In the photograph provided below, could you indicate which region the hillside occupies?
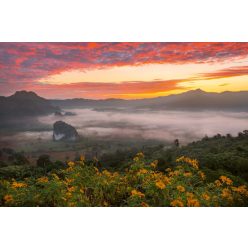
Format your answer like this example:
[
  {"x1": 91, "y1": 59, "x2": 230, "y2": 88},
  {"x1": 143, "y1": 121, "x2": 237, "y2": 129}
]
[
  {"x1": 50, "y1": 89, "x2": 248, "y2": 111},
  {"x1": 0, "y1": 91, "x2": 59, "y2": 118},
  {"x1": 1, "y1": 151, "x2": 248, "y2": 207},
  {"x1": 2, "y1": 90, "x2": 248, "y2": 114}
]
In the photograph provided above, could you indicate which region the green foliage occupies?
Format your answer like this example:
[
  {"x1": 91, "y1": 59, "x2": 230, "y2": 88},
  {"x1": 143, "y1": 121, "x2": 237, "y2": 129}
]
[
  {"x1": 148, "y1": 131, "x2": 248, "y2": 181},
  {"x1": 36, "y1": 154, "x2": 51, "y2": 168},
  {"x1": 1, "y1": 154, "x2": 248, "y2": 207},
  {"x1": 1, "y1": 131, "x2": 248, "y2": 206}
]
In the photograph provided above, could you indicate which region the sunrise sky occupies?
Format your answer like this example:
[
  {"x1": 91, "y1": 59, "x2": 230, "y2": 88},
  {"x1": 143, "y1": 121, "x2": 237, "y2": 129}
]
[{"x1": 1, "y1": 42, "x2": 248, "y2": 99}]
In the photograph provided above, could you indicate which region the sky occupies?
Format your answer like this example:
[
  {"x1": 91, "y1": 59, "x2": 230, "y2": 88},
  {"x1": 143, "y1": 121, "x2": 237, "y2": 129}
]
[{"x1": 1, "y1": 42, "x2": 248, "y2": 99}]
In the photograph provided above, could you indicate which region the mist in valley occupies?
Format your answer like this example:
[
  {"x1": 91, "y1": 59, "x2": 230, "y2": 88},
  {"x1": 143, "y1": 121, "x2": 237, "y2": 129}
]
[{"x1": 2, "y1": 108, "x2": 247, "y2": 145}]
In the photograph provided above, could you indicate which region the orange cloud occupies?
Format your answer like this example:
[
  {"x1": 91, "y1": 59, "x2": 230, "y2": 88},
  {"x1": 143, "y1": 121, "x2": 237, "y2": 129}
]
[{"x1": 22, "y1": 79, "x2": 188, "y2": 99}]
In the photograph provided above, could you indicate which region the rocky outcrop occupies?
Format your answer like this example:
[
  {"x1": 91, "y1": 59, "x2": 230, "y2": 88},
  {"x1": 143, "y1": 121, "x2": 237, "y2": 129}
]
[
  {"x1": 54, "y1": 111, "x2": 76, "y2": 117},
  {"x1": 54, "y1": 111, "x2": 63, "y2": 116},
  {"x1": 64, "y1": 111, "x2": 76, "y2": 116},
  {"x1": 53, "y1": 121, "x2": 79, "y2": 141}
]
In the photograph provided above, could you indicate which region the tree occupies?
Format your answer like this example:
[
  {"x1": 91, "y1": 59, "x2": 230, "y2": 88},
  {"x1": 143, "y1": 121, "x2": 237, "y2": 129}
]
[
  {"x1": 174, "y1": 139, "x2": 179, "y2": 147},
  {"x1": 37, "y1": 154, "x2": 51, "y2": 168}
]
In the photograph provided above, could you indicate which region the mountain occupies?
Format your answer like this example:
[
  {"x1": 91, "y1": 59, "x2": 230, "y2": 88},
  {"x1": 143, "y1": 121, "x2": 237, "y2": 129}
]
[
  {"x1": 0, "y1": 91, "x2": 59, "y2": 118},
  {"x1": 50, "y1": 89, "x2": 248, "y2": 112},
  {"x1": 1, "y1": 90, "x2": 248, "y2": 118}
]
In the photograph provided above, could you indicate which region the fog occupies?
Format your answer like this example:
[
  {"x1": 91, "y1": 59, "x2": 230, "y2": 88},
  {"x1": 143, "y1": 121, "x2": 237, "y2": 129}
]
[
  {"x1": 36, "y1": 108, "x2": 248, "y2": 143},
  {"x1": 1, "y1": 108, "x2": 248, "y2": 146}
]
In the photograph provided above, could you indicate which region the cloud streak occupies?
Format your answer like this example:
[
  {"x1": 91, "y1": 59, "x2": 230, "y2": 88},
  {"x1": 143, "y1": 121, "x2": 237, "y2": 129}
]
[
  {"x1": 22, "y1": 79, "x2": 187, "y2": 99},
  {"x1": 198, "y1": 65, "x2": 248, "y2": 80}
]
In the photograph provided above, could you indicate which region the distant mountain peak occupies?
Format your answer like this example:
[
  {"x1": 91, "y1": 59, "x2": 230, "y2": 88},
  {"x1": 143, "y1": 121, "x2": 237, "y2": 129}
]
[
  {"x1": 194, "y1": 88, "x2": 204, "y2": 92},
  {"x1": 187, "y1": 89, "x2": 205, "y2": 94},
  {"x1": 0, "y1": 90, "x2": 58, "y2": 118},
  {"x1": 12, "y1": 90, "x2": 39, "y2": 98},
  {"x1": 8, "y1": 91, "x2": 48, "y2": 102}
]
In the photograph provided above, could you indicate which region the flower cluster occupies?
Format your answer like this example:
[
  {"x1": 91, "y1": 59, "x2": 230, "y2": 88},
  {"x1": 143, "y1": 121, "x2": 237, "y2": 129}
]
[{"x1": 1, "y1": 153, "x2": 248, "y2": 207}]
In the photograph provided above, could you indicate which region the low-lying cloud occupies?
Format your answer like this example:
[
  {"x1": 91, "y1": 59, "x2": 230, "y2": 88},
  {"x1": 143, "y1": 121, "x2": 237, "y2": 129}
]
[{"x1": 35, "y1": 108, "x2": 248, "y2": 143}]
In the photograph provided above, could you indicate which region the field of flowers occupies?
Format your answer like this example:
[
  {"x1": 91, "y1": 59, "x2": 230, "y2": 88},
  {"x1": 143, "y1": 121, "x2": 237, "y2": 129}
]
[{"x1": 1, "y1": 153, "x2": 248, "y2": 207}]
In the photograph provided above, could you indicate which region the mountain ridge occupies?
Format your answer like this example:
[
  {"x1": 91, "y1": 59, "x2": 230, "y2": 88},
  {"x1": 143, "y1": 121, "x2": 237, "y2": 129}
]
[
  {"x1": 1, "y1": 89, "x2": 248, "y2": 114},
  {"x1": 49, "y1": 89, "x2": 248, "y2": 111}
]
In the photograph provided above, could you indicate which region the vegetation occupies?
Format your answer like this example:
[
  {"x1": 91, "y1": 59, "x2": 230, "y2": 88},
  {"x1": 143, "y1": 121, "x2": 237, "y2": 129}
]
[
  {"x1": 1, "y1": 130, "x2": 248, "y2": 207},
  {"x1": 149, "y1": 130, "x2": 248, "y2": 182},
  {"x1": 1, "y1": 153, "x2": 248, "y2": 207}
]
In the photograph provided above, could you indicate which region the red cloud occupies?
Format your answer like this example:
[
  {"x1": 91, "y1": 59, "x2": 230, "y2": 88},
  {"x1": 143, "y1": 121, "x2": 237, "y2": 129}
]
[{"x1": 198, "y1": 65, "x2": 248, "y2": 80}]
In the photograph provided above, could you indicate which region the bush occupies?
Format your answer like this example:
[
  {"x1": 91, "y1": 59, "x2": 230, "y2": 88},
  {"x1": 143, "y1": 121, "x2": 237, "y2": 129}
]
[
  {"x1": 36, "y1": 154, "x2": 51, "y2": 168},
  {"x1": 1, "y1": 154, "x2": 248, "y2": 207}
]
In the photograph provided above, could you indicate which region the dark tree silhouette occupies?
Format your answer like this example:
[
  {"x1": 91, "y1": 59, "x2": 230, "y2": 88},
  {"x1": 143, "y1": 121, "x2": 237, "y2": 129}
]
[{"x1": 174, "y1": 139, "x2": 179, "y2": 147}]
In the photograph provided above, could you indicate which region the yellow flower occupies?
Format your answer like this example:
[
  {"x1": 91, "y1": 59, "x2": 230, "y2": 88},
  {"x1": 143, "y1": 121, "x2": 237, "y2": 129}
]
[
  {"x1": 176, "y1": 156, "x2": 185, "y2": 163},
  {"x1": 51, "y1": 174, "x2": 59, "y2": 180},
  {"x1": 137, "y1": 152, "x2": 144, "y2": 158},
  {"x1": 163, "y1": 176, "x2": 170, "y2": 184},
  {"x1": 187, "y1": 197, "x2": 200, "y2": 207},
  {"x1": 68, "y1": 202, "x2": 76, "y2": 207},
  {"x1": 113, "y1": 172, "x2": 119, "y2": 177},
  {"x1": 215, "y1": 180, "x2": 222, "y2": 187},
  {"x1": 80, "y1": 155, "x2": 85, "y2": 161},
  {"x1": 65, "y1": 178, "x2": 74, "y2": 184},
  {"x1": 66, "y1": 166, "x2": 74, "y2": 172},
  {"x1": 37, "y1": 177, "x2": 49, "y2": 183},
  {"x1": 221, "y1": 188, "x2": 232, "y2": 200},
  {"x1": 67, "y1": 186, "x2": 76, "y2": 192},
  {"x1": 133, "y1": 152, "x2": 144, "y2": 162},
  {"x1": 131, "y1": 189, "x2": 145, "y2": 198},
  {"x1": 66, "y1": 192, "x2": 72, "y2": 198},
  {"x1": 165, "y1": 168, "x2": 171, "y2": 172},
  {"x1": 232, "y1": 185, "x2": 248, "y2": 195},
  {"x1": 202, "y1": 193, "x2": 210, "y2": 201},
  {"x1": 176, "y1": 185, "x2": 185, "y2": 192},
  {"x1": 184, "y1": 172, "x2": 192, "y2": 177},
  {"x1": 141, "y1": 202, "x2": 149, "y2": 207},
  {"x1": 155, "y1": 180, "x2": 166, "y2": 189},
  {"x1": 137, "y1": 169, "x2": 148, "y2": 175},
  {"x1": 189, "y1": 159, "x2": 199, "y2": 169},
  {"x1": 170, "y1": 199, "x2": 184, "y2": 207},
  {"x1": 102, "y1": 169, "x2": 112, "y2": 177},
  {"x1": 12, "y1": 181, "x2": 27, "y2": 188},
  {"x1": 198, "y1": 171, "x2": 205, "y2": 180},
  {"x1": 173, "y1": 170, "x2": 180, "y2": 176},
  {"x1": 67, "y1": 161, "x2": 75, "y2": 167},
  {"x1": 150, "y1": 160, "x2": 158, "y2": 169},
  {"x1": 4, "y1": 194, "x2": 13, "y2": 203},
  {"x1": 219, "y1": 176, "x2": 232, "y2": 185},
  {"x1": 176, "y1": 156, "x2": 199, "y2": 169},
  {"x1": 186, "y1": 192, "x2": 194, "y2": 198}
]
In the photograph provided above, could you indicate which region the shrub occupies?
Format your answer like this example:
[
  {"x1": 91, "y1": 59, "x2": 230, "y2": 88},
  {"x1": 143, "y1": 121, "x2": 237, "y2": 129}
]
[{"x1": 1, "y1": 154, "x2": 248, "y2": 207}]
